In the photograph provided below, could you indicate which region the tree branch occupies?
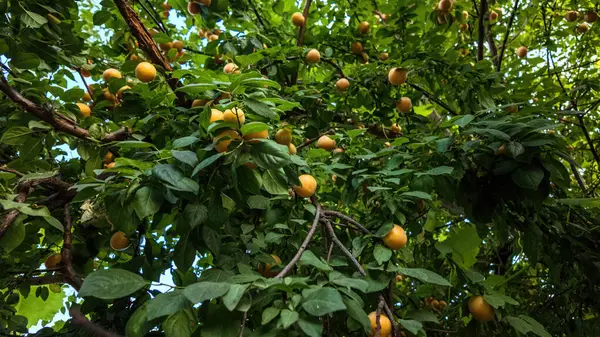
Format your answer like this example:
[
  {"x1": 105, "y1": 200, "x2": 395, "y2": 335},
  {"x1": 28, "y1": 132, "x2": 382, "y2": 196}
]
[
  {"x1": 496, "y1": 0, "x2": 520, "y2": 71},
  {"x1": 0, "y1": 73, "x2": 130, "y2": 142},
  {"x1": 576, "y1": 114, "x2": 600, "y2": 169},
  {"x1": 70, "y1": 307, "x2": 123, "y2": 337},
  {"x1": 62, "y1": 204, "x2": 82, "y2": 290},
  {"x1": 297, "y1": 0, "x2": 313, "y2": 47},
  {"x1": 323, "y1": 220, "x2": 366, "y2": 276},
  {"x1": 77, "y1": 68, "x2": 94, "y2": 103},
  {"x1": 486, "y1": 22, "x2": 498, "y2": 68},
  {"x1": 0, "y1": 182, "x2": 32, "y2": 239},
  {"x1": 23, "y1": 274, "x2": 65, "y2": 286},
  {"x1": 275, "y1": 197, "x2": 321, "y2": 278},
  {"x1": 239, "y1": 311, "x2": 247, "y2": 337},
  {"x1": 382, "y1": 300, "x2": 400, "y2": 337},
  {"x1": 321, "y1": 210, "x2": 371, "y2": 234},
  {"x1": 405, "y1": 81, "x2": 457, "y2": 116},
  {"x1": 374, "y1": 296, "x2": 385, "y2": 337},
  {"x1": 297, "y1": 129, "x2": 336, "y2": 150},
  {"x1": 477, "y1": 0, "x2": 488, "y2": 61}
]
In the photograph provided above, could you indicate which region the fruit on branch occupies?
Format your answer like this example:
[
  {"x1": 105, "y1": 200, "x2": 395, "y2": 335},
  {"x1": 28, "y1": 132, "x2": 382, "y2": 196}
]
[
  {"x1": 584, "y1": 11, "x2": 598, "y2": 23},
  {"x1": 129, "y1": 54, "x2": 139, "y2": 61},
  {"x1": 159, "y1": 41, "x2": 173, "y2": 51},
  {"x1": 275, "y1": 129, "x2": 292, "y2": 145},
  {"x1": 359, "y1": 21, "x2": 370, "y2": 34},
  {"x1": 395, "y1": 274, "x2": 405, "y2": 282},
  {"x1": 462, "y1": 10, "x2": 469, "y2": 21},
  {"x1": 102, "y1": 68, "x2": 122, "y2": 82},
  {"x1": 388, "y1": 68, "x2": 407, "y2": 85},
  {"x1": 210, "y1": 109, "x2": 224, "y2": 123},
  {"x1": 258, "y1": 254, "x2": 281, "y2": 277},
  {"x1": 82, "y1": 91, "x2": 91, "y2": 101},
  {"x1": 110, "y1": 231, "x2": 130, "y2": 251},
  {"x1": 293, "y1": 174, "x2": 317, "y2": 197},
  {"x1": 306, "y1": 49, "x2": 321, "y2": 63},
  {"x1": 468, "y1": 295, "x2": 495, "y2": 322},
  {"x1": 135, "y1": 62, "x2": 157, "y2": 83},
  {"x1": 382, "y1": 225, "x2": 407, "y2": 250},
  {"x1": 565, "y1": 11, "x2": 579, "y2": 22},
  {"x1": 379, "y1": 52, "x2": 389, "y2": 61},
  {"x1": 516, "y1": 46, "x2": 528, "y2": 58},
  {"x1": 351, "y1": 41, "x2": 363, "y2": 55},
  {"x1": 384, "y1": 142, "x2": 391, "y2": 148},
  {"x1": 105, "y1": 162, "x2": 116, "y2": 169},
  {"x1": 317, "y1": 135, "x2": 336, "y2": 150},
  {"x1": 192, "y1": 99, "x2": 209, "y2": 107},
  {"x1": 162, "y1": 2, "x2": 171, "y2": 10},
  {"x1": 76, "y1": 103, "x2": 91, "y2": 117},
  {"x1": 459, "y1": 23, "x2": 468, "y2": 32},
  {"x1": 103, "y1": 151, "x2": 114, "y2": 164},
  {"x1": 208, "y1": 34, "x2": 219, "y2": 41},
  {"x1": 187, "y1": 1, "x2": 202, "y2": 14},
  {"x1": 396, "y1": 97, "x2": 412, "y2": 112},
  {"x1": 489, "y1": 11, "x2": 498, "y2": 21},
  {"x1": 214, "y1": 130, "x2": 240, "y2": 153},
  {"x1": 223, "y1": 108, "x2": 245, "y2": 125},
  {"x1": 391, "y1": 124, "x2": 401, "y2": 134},
  {"x1": 223, "y1": 63, "x2": 239, "y2": 74},
  {"x1": 368, "y1": 312, "x2": 392, "y2": 337},
  {"x1": 44, "y1": 254, "x2": 62, "y2": 269},
  {"x1": 360, "y1": 52, "x2": 369, "y2": 64},
  {"x1": 332, "y1": 148, "x2": 344, "y2": 154},
  {"x1": 577, "y1": 22, "x2": 589, "y2": 33},
  {"x1": 103, "y1": 88, "x2": 117, "y2": 103},
  {"x1": 244, "y1": 129, "x2": 269, "y2": 143},
  {"x1": 288, "y1": 143, "x2": 297, "y2": 155},
  {"x1": 117, "y1": 86, "x2": 131, "y2": 98},
  {"x1": 437, "y1": 0, "x2": 452, "y2": 11},
  {"x1": 172, "y1": 40, "x2": 184, "y2": 51},
  {"x1": 292, "y1": 12, "x2": 305, "y2": 27},
  {"x1": 336, "y1": 78, "x2": 350, "y2": 92},
  {"x1": 497, "y1": 144, "x2": 506, "y2": 155}
]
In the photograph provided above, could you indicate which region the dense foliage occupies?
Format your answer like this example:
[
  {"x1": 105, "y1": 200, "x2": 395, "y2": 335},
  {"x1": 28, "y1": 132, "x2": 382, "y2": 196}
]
[{"x1": 1, "y1": 0, "x2": 600, "y2": 336}]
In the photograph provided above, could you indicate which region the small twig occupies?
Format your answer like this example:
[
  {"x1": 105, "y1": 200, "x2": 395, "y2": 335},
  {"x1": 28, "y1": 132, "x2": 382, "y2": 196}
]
[
  {"x1": 23, "y1": 274, "x2": 65, "y2": 286},
  {"x1": 138, "y1": 0, "x2": 168, "y2": 33},
  {"x1": 326, "y1": 242, "x2": 334, "y2": 263},
  {"x1": 577, "y1": 114, "x2": 600, "y2": 169},
  {"x1": 77, "y1": 68, "x2": 94, "y2": 103},
  {"x1": 0, "y1": 61, "x2": 18, "y2": 78},
  {"x1": 239, "y1": 311, "x2": 247, "y2": 337},
  {"x1": 275, "y1": 197, "x2": 321, "y2": 278},
  {"x1": 0, "y1": 166, "x2": 24, "y2": 177},
  {"x1": 556, "y1": 153, "x2": 586, "y2": 193},
  {"x1": 321, "y1": 58, "x2": 345, "y2": 78},
  {"x1": 62, "y1": 204, "x2": 82, "y2": 290},
  {"x1": 477, "y1": 0, "x2": 488, "y2": 61},
  {"x1": 382, "y1": 300, "x2": 400, "y2": 337},
  {"x1": 183, "y1": 47, "x2": 207, "y2": 55},
  {"x1": 405, "y1": 81, "x2": 457, "y2": 116},
  {"x1": 322, "y1": 210, "x2": 371, "y2": 234},
  {"x1": 375, "y1": 296, "x2": 385, "y2": 337},
  {"x1": 297, "y1": 129, "x2": 336, "y2": 150},
  {"x1": 247, "y1": 0, "x2": 267, "y2": 30},
  {"x1": 496, "y1": 0, "x2": 521, "y2": 71},
  {"x1": 70, "y1": 307, "x2": 123, "y2": 337},
  {"x1": 323, "y1": 220, "x2": 366, "y2": 276},
  {"x1": 291, "y1": 0, "x2": 313, "y2": 85}
]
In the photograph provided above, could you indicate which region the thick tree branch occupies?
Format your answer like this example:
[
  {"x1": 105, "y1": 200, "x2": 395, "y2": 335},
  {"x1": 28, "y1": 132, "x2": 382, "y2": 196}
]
[
  {"x1": 0, "y1": 182, "x2": 33, "y2": 239},
  {"x1": 477, "y1": 0, "x2": 488, "y2": 61},
  {"x1": 70, "y1": 308, "x2": 123, "y2": 337},
  {"x1": 576, "y1": 114, "x2": 600, "y2": 169},
  {"x1": 382, "y1": 300, "x2": 400, "y2": 337},
  {"x1": 496, "y1": 0, "x2": 520, "y2": 71},
  {"x1": 405, "y1": 81, "x2": 457, "y2": 116},
  {"x1": 275, "y1": 197, "x2": 321, "y2": 278},
  {"x1": 556, "y1": 153, "x2": 586, "y2": 193},
  {"x1": 290, "y1": 0, "x2": 313, "y2": 85},
  {"x1": 374, "y1": 296, "x2": 385, "y2": 337},
  {"x1": 323, "y1": 220, "x2": 366, "y2": 276},
  {"x1": 486, "y1": 22, "x2": 498, "y2": 68},
  {"x1": 62, "y1": 204, "x2": 82, "y2": 290},
  {"x1": 0, "y1": 166, "x2": 24, "y2": 177},
  {"x1": 0, "y1": 73, "x2": 130, "y2": 142},
  {"x1": 23, "y1": 274, "x2": 65, "y2": 286}
]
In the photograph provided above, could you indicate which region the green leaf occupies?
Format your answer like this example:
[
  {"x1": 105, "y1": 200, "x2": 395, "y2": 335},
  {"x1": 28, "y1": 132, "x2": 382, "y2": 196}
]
[
  {"x1": 434, "y1": 225, "x2": 481, "y2": 269},
  {"x1": 20, "y1": 137, "x2": 43, "y2": 160},
  {"x1": 222, "y1": 284, "x2": 249, "y2": 311},
  {"x1": 398, "y1": 319, "x2": 423, "y2": 335},
  {"x1": 557, "y1": 198, "x2": 600, "y2": 207},
  {"x1": 299, "y1": 250, "x2": 333, "y2": 271},
  {"x1": 301, "y1": 287, "x2": 346, "y2": 316},
  {"x1": 113, "y1": 141, "x2": 154, "y2": 149},
  {"x1": 79, "y1": 269, "x2": 146, "y2": 300},
  {"x1": 125, "y1": 302, "x2": 152, "y2": 337},
  {"x1": 172, "y1": 150, "x2": 198, "y2": 167},
  {"x1": 401, "y1": 191, "x2": 432, "y2": 200},
  {"x1": 183, "y1": 282, "x2": 230, "y2": 304},
  {"x1": 183, "y1": 203, "x2": 208, "y2": 229},
  {"x1": 511, "y1": 166, "x2": 544, "y2": 190},
  {"x1": 279, "y1": 309, "x2": 299, "y2": 329},
  {"x1": 453, "y1": 114, "x2": 474, "y2": 127},
  {"x1": 173, "y1": 136, "x2": 199, "y2": 148},
  {"x1": 373, "y1": 245, "x2": 392, "y2": 264},
  {"x1": 175, "y1": 83, "x2": 218, "y2": 94},
  {"x1": 250, "y1": 140, "x2": 291, "y2": 170},
  {"x1": 244, "y1": 98, "x2": 278, "y2": 119},
  {"x1": 93, "y1": 10, "x2": 112, "y2": 25},
  {"x1": 329, "y1": 271, "x2": 369, "y2": 293},
  {"x1": 0, "y1": 221, "x2": 25, "y2": 253},
  {"x1": 394, "y1": 267, "x2": 451, "y2": 286},
  {"x1": 247, "y1": 195, "x2": 270, "y2": 209},
  {"x1": 298, "y1": 316, "x2": 323, "y2": 337},
  {"x1": 202, "y1": 226, "x2": 220, "y2": 257},
  {"x1": 1, "y1": 127, "x2": 33, "y2": 145},
  {"x1": 146, "y1": 291, "x2": 191, "y2": 321},
  {"x1": 240, "y1": 77, "x2": 282, "y2": 90},
  {"x1": 164, "y1": 309, "x2": 196, "y2": 337},
  {"x1": 241, "y1": 122, "x2": 269, "y2": 135},
  {"x1": 192, "y1": 153, "x2": 223, "y2": 176},
  {"x1": 261, "y1": 307, "x2": 280, "y2": 325},
  {"x1": 0, "y1": 200, "x2": 51, "y2": 217},
  {"x1": 19, "y1": 170, "x2": 58, "y2": 182},
  {"x1": 262, "y1": 170, "x2": 289, "y2": 195},
  {"x1": 484, "y1": 294, "x2": 519, "y2": 308},
  {"x1": 506, "y1": 316, "x2": 533, "y2": 335},
  {"x1": 132, "y1": 186, "x2": 164, "y2": 219},
  {"x1": 342, "y1": 298, "x2": 371, "y2": 334},
  {"x1": 152, "y1": 164, "x2": 199, "y2": 193},
  {"x1": 15, "y1": 286, "x2": 64, "y2": 328},
  {"x1": 519, "y1": 315, "x2": 551, "y2": 337},
  {"x1": 416, "y1": 166, "x2": 453, "y2": 176},
  {"x1": 174, "y1": 234, "x2": 196, "y2": 272},
  {"x1": 11, "y1": 52, "x2": 41, "y2": 69},
  {"x1": 21, "y1": 11, "x2": 47, "y2": 29},
  {"x1": 467, "y1": 128, "x2": 511, "y2": 140},
  {"x1": 404, "y1": 310, "x2": 439, "y2": 323},
  {"x1": 85, "y1": 152, "x2": 103, "y2": 177}
]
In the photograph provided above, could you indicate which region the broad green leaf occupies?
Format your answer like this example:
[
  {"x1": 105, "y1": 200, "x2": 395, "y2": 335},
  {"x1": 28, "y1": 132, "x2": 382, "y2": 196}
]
[
  {"x1": 125, "y1": 302, "x2": 152, "y2": 337},
  {"x1": 329, "y1": 272, "x2": 369, "y2": 292},
  {"x1": 342, "y1": 298, "x2": 371, "y2": 334},
  {"x1": 15, "y1": 286, "x2": 64, "y2": 328},
  {"x1": 163, "y1": 309, "x2": 196, "y2": 337},
  {"x1": 222, "y1": 284, "x2": 249, "y2": 311},
  {"x1": 556, "y1": 198, "x2": 600, "y2": 207},
  {"x1": 172, "y1": 150, "x2": 198, "y2": 167},
  {"x1": 398, "y1": 319, "x2": 423, "y2": 335},
  {"x1": 434, "y1": 225, "x2": 481, "y2": 269},
  {"x1": 416, "y1": 166, "x2": 454, "y2": 176},
  {"x1": 1, "y1": 127, "x2": 33, "y2": 145},
  {"x1": 244, "y1": 98, "x2": 278, "y2": 119},
  {"x1": 262, "y1": 170, "x2": 289, "y2": 195},
  {"x1": 250, "y1": 140, "x2": 291, "y2": 170},
  {"x1": 192, "y1": 153, "x2": 223, "y2": 176},
  {"x1": 183, "y1": 282, "x2": 230, "y2": 304},
  {"x1": 279, "y1": 309, "x2": 299, "y2": 329},
  {"x1": 401, "y1": 191, "x2": 432, "y2": 200},
  {"x1": 393, "y1": 267, "x2": 451, "y2": 286},
  {"x1": 298, "y1": 316, "x2": 323, "y2": 337},
  {"x1": 247, "y1": 195, "x2": 270, "y2": 209},
  {"x1": 301, "y1": 287, "x2": 346, "y2": 316},
  {"x1": 176, "y1": 83, "x2": 218, "y2": 94},
  {"x1": 506, "y1": 316, "x2": 533, "y2": 335},
  {"x1": 520, "y1": 315, "x2": 551, "y2": 337},
  {"x1": 183, "y1": 203, "x2": 208, "y2": 229},
  {"x1": 79, "y1": 269, "x2": 147, "y2": 300},
  {"x1": 299, "y1": 250, "x2": 333, "y2": 271},
  {"x1": 132, "y1": 186, "x2": 164, "y2": 219},
  {"x1": 261, "y1": 307, "x2": 280, "y2": 325},
  {"x1": 404, "y1": 310, "x2": 439, "y2": 323},
  {"x1": 152, "y1": 164, "x2": 199, "y2": 193},
  {"x1": 373, "y1": 245, "x2": 392, "y2": 264},
  {"x1": 0, "y1": 221, "x2": 25, "y2": 253},
  {"x1": 146, "y1": 291, "x2": 191, "y2": 321},
  {"x1": 11, "y1": 52, "x2": 41, "y2": 69},
  {"x1": 511, "y1": 166, "x2": 544, "y2": 190}
]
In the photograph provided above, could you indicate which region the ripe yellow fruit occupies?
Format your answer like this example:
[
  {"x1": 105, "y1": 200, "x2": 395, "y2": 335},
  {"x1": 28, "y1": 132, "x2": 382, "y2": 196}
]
[
  {"x1": 351, "y1": 41, "x2": 363, "y2": 55},
  {"x1": 489, "y1": 11, "x2": 498, "y2": 21},
  {"x1": 83, "y1": 91, "x2": 92, "y2": 101},
  {"x1": 129, "y1": 54, "x2": 139, "y2": 61},
  {"x1": 76, "y1": 103, "x2": 91, "y2": 117},
  {"x1": 102, "y1": 68, "x2": 122, "y2": 82},
  {"x1": 103, "y1": 151, "x2": 114, "y2": 164},
  {"x1": 208, "y1": 34, "x2": 219, "y2": 41},
  {"x1": 395, "y1": 274, "x2": 405, "y2": 282},
  {"x1": 382, "y1": 225, "x2": 407, "y2": 250},
  {"x1": 106, "y1": 162, "x2": 116, "y2": 169},
  {"x1": 396, "y1": 97, "x2": 412, "y2": 113},
  {"x1": 288, "y1": 143, "x2": 297, "y2": 155},
  {"x1": 81, "y1": 68, "x2": 91, "y2": 77},
  {"x1": 44, "y1": 254, "x2": 62, "y2": 269},
  {"x1": 293, "y1": 174, "x2": 317, "y2": 197},
  {"x1": 384, "y1": 142, "x2": 391, "y2": 148},
  {"x1": 438, "y1": 0, "x2": 452, "y2": 11},
  {"x1": 577, "y1": 22, "x2": 589, "y2": 33},
  {"x1": 244, "y1": 129, "x2": 269, "y2": 143},
  {"x1": 584, "y1": 11, "x2": 598, "y2": 23},
  {"x1": 275, "y1": 129, "x2": 292, "y2": 145},
  {"x1": 517, "y1": 46, "x2": 528, "y2": 58},
  {"x1": 110, "y1": 231, "x2": 130, "y2": 251},
  {"x1": 359, "y1": 21, "x2": 370, "y2": 34},
  {"x1": 459, "y1": 23, "x2": 468, "y2": 32},
  {"x1": 388, "y1": 68, "x2": 407, "y2": 85},
  {"x1": 210, "y1": 109, "x2": 224, "y2": 123},
  {"x1": 438, "y1": 300, "x2": 447, "y2": 309},
  {"x1": 159, "y1": 41, "x2": 173, "y2": 51},
  {"x1": 379, "y1": 52, "x2": 389, "y2": 61},
  {"x1": 223, "y1": 107, "x2": 245, "y2": 125},
  {"x1": 306, "y1": 49, "x2": 320, "y2": 63},
  {"x1": 214, "y1": 130, "x2": 240, "y2": 153},
  {"x1": 172, "y1": 40, "x2": 184, "y2": 51},
  {"x1": 391, "y1": 124, "x2": 402, "y2": 133},
  {"x1": 368, "y1": 312, "x2": 392, "y2": 337},
  {"x1": 332, "y1": 148, "x2": 344, "y2": 154},
  {"x1": 431, "y1": 299, "x2": 440, "y2": 309},
  {"x1": 187, "y1": 1, "x2": 202, "y2": 14},
  {"x1": 336, "y1": 78, "x2": 350, "y2": 92},
  {"x1": 192, "y1": 98, "x2": 209, "y2": 107},
  {"x1": 292, "y1": 12, "x2": 305, "y2": 26},
  {"x1": 317, "y1": 135, "x2": 336, "y2": 150},
  {"x1": 258, "y1": 255, "x2": 281, "y2": 278},
  {"x1": 223, "y1": 63, "x2": 238, "y2": 74},
  {"x1": 565, "y1": 10, "x2": 578, "y2": 22},
  {"x1": 117, "y1": 85, "x2": 131, "y2": 98},
  {"x1": 468, "y1": 296, "x2": 495, "y2": 322},
  {"x1": 462, "y1": 10, "x2": 469, "y2": 20},
  {"x1": 103, "y1": 88, "x2": 117, "y2": 103}
]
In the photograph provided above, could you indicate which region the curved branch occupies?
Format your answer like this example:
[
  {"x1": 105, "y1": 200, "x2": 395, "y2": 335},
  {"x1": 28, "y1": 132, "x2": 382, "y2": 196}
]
[
  {"x1": 405, "y1": 81, "x2": 457, "y2": 116},
  {"x1": 0, "y1": 182, "x2": 32, "y2": 239},
  {"x1": 323, "y1": 220, "x2": 366, "y2": 276},
  {"x1": 275, "y1": 197, "x2": 321, "y2": 278},
  {"x1": 496, "y1": 0, "x2": 520, "y2": 71},
  {"x1": 62, "y1": 204, "x2": 82, "y2": 290},
  {"x1": 322, "y1": 210, "x2": 371, "y2": 234},
  {"x1": 70, "y1": 308, "x2": 123, "y2": 337}
]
